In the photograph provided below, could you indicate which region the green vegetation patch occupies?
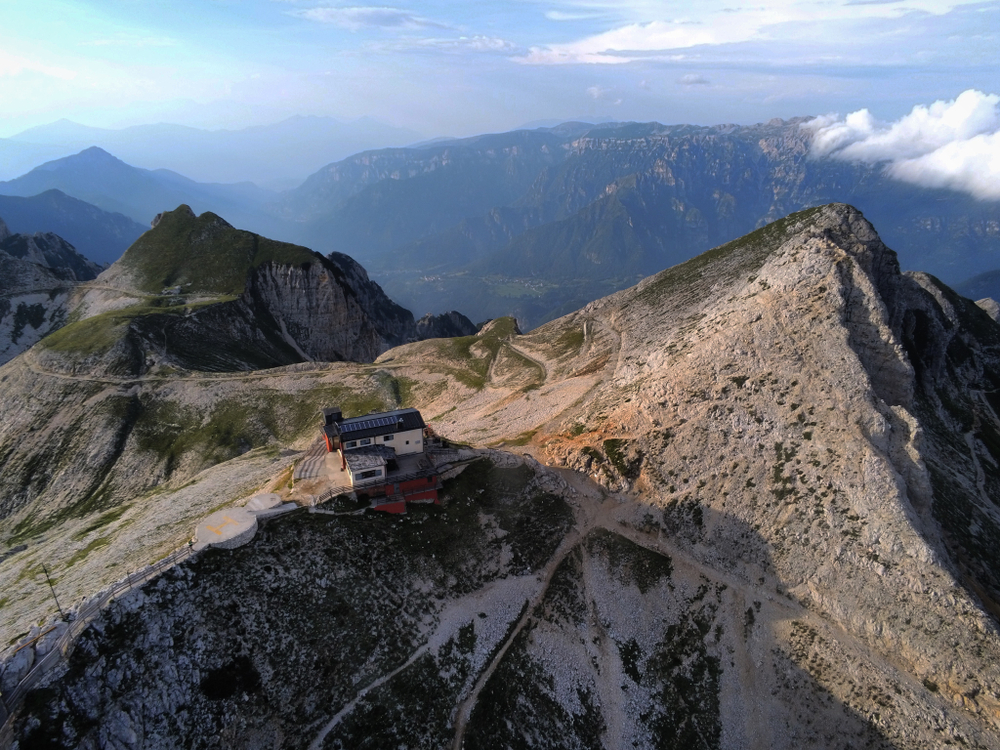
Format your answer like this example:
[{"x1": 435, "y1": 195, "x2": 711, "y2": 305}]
[
  {"x1": 435, "y1": 316, "x2": 526, "y2": 391},
  {"x1": 635, "y1": 206, "x2": 825, "y2": 308},
  {"x1": 603, "y1": 438, "x2": 641, "y2": 478},
  {"x1": 38, "y1": 309, "x2": 129, "y2": 356},
  {"x1": 132, "y1": 383, "x2": 389, "y2": 481},
  {"x1": 554, "y1": 326, "x2": 586, "y2": 356},
  {"x1": 121, "y1": 205, "x2": 319, "y2": 295},
  {"x1": 63, "y1": 536, "x2": 111, "y2": 568},
  {"x1": 73, "y1": 505, "x2": 131, "y2": 540}
]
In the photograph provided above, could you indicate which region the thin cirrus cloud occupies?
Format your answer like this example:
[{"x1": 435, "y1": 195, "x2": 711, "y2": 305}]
[
  {"x1": 545, "y1": 10, "x2": 609, "y2": 21},
  {"x1": 515, "y1": 1, "x2": 977, "y2": 65},
  {"x1": 804, "y1": 89, "x2": 1000, "y2": 200},
  {"x1": 408, "y1": 35, "x2": 518, "y2": 53},
  {"x1": 290, "y1": 6, "x2": 450, "y2": 31}
]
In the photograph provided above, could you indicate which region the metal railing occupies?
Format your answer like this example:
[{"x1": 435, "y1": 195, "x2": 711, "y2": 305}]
[{"x1": 0, "y1": 545, "x2": 195, "y2": 745}]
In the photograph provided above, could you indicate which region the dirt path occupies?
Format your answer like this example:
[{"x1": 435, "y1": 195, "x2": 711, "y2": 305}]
[
  {"x1": 18, "y1": 348, "x2": 346, "y2": 386},
  {"x1": 449, "y1": 472, "x2": 618, "y2": 749},
  {"x1": 306, "y1": 641, "x2": 434, "y2": 750},
  {"x1": 504, "y1": 340, "x2": 550, "y2": 385}
]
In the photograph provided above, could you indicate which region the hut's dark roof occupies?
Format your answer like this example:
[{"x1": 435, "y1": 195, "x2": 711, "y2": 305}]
[{"x1": 323, "y1": 407, "x2": 426, "y2": 442}]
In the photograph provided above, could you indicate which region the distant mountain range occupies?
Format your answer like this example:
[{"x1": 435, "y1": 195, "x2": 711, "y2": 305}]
[
  {"x1": 2, "y1": 116, "x2": 424, "y2": 188},
  {"x1": 3, "y1": 119, "x2": 999, "y2": 329},
  {"x1": 267, "y1": 119, "x2": 1000, "y2": 327},
  {"x1": 0, "y1": 147, "x2": 285, "y2": 237},
  {"x1": 0, "y1": 190, "x2": 145, "y2": 265}
]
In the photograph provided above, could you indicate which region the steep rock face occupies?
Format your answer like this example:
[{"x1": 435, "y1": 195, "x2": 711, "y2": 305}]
[
  {"x1": 0, "y1": 220, "x2": 101, "y2": 364},
  {"x1": 415, "y1": 309, "x2": 478, "y2": 339},
  {"x1": 158, "y1": 253, "x2": 418, "y2": 369},
  {"x1": 1, "y1": 228, "x2": 102, "y2": 282}
]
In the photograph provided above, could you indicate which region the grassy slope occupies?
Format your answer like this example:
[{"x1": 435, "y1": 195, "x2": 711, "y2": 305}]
[
  {"x1": 120, "y1": 205, "x2": 318, "y2": 296},
  {"x1": 37, "y1": 206, "x2": 321, "y2": 358}
]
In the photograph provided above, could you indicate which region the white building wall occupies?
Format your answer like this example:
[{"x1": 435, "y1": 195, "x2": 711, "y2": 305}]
[
  {"x1": 385, "y1": 428, "x2": 424, "y2": 455},
  {"x1": 343, "y1": 428, "x2": 424, "y2": 455}
]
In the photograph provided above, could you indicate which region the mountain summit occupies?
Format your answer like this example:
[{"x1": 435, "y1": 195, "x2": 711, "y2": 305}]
[{"x1": 37, "y1": 205, "x2": 464, "y2": 376}]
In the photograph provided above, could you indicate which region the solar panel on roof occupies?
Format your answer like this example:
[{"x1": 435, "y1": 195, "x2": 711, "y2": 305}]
[{"x1": 341, "y1": 415, "x2": 402, "y2": 433}]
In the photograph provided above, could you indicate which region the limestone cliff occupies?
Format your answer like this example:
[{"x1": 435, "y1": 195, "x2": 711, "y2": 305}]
[{"x1": 0, "y1": 217, "x2": 101, "y2": 364}]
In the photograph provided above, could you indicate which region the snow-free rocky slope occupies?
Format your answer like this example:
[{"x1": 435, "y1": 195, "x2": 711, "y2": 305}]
[
  {"x1": 0, "y1": 216, "x2": 101, "y2": 364},
  {"x1": 5, "y1": 204, "x2": 1000, "y2": 749}
]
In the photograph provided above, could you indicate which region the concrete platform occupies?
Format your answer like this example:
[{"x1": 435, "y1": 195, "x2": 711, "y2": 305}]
[{"x1": 194, "y1": 507, "x2": 257, "y2": 550}]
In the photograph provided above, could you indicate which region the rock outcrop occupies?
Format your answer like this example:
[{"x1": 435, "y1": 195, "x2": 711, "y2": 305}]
[
  {"x1": 415, "y1": 309, "x2": 478, "y2": 339},
  {"x1": 0, "y1": 218, "x2": 102, "y2": 363},
  {"x1": 31, "y1": 206, "x2": 471, "y2": 377}
]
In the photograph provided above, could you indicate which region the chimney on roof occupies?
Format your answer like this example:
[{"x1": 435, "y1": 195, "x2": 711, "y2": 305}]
[{"x1": 321, "y1": 407, "x2": 343, "y2": 426}]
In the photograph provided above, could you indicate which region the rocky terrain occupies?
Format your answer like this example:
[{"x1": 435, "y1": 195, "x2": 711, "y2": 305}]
[
  {"x1": 0, "y1": 217, "x2": 102, "y2": 364},
  {"x1": 29, "y1": 205, "x2": 475, "y2": 378},
  {"x1": 3, "y1": 204, "x2": 1000, "y2": 748}
]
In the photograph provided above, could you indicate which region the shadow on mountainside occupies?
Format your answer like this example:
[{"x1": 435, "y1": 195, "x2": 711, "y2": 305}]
[
  {"x1": 11, "y1": 470, "x2": 931, "y2": 750},
  {"x1": 857, "y1": 263, "x2": 1000, "y2": 628}
]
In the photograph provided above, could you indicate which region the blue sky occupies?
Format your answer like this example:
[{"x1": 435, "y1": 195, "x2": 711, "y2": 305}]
[{"x1": 1, "y1": 0, "x2": 998, "y2": 138}]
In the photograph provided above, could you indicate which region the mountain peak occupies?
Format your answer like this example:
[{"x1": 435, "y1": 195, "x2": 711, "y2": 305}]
[
  {"x1": 32, "y1": 145, "x2": 126, "y2": 174},
  {"x1": 75, "y1": 145, "x2": 122, "y2": 162}
]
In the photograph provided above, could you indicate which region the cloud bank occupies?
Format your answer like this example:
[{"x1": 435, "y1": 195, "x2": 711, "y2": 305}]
[{"x1": 805, "y1": 90, "x2": 1000, "y2": 200}]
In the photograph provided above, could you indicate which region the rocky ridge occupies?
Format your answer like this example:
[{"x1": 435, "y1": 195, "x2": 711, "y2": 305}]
[
  {"x1": 3, "y1": 204, "x2": 1000, "y2": 748},
  {"x1": 0, "y1": 217, "x2": 101, "y2": 364},
  {"x1": 31, "y1": 205, "x2": 475, "y2": 377}
]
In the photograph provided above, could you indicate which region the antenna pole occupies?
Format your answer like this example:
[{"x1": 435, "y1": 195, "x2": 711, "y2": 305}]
[{"x1": 41, "y1": 563, "x2": 66, "y2": 621}]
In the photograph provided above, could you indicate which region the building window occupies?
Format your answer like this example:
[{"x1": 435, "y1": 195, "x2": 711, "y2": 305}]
[
  {"x1": 428, "y1": 476, "x2": 434, "y2": 483},
  {"x1": 358, "y1": 469, "x2": 379, "y2": 480},
  {"x1": 360, "y1": 438, "x2": 372, "y2": 446},
  {"x1": 383, "y1": 434, "x2": 394, "y2": 441},
  {"x1": 345, "y1": 441, "x2": 357, "y2": 448},
  {"x1": 405, "y1": 440, "x2": 410, "y2": 444}
]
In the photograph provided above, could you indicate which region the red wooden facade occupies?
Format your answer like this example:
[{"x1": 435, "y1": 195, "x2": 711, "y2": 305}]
[{"x1": 364, "y1": 475, "x2": 441, "y2": 513}]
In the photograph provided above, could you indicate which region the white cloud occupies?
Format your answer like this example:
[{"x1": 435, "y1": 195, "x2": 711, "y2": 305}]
[
  {"x1": 545, "y1": 10, "x2": 606, "y2": 21},
  {"x1": 889, "y1": 132, "x2": 1000, "y2": 200},
  {"x1": 587, "y1": 85, "x2": 609, "y2": 99},
  {"x1": 516, "y1": 1, "x2": 974, "y2": 65},
  {"x1": 291, "y1": 6, "x2": 447, "y2": 31},
  {"x1": 805, "y1": 90, "x2": 1000, "y2": 200},
  {"x1": 408, "y1": 35, "x2": 518, "y2": 53},
  {"x1": 518, "y1": 19, "x2": 725, "y2": 64}
]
